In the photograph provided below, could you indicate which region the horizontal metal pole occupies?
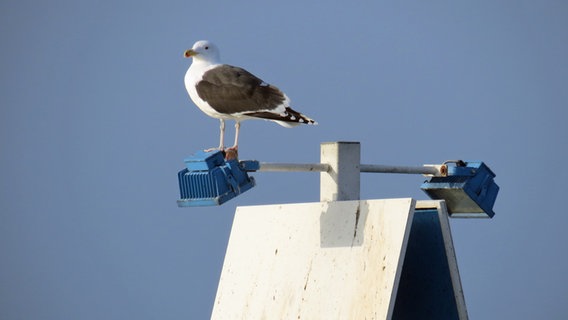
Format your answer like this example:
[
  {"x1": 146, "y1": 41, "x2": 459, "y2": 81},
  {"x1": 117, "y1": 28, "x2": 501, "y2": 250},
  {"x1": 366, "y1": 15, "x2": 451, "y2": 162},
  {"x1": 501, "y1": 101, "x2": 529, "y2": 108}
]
[
  {"x1": 255, "y1": 162, "x2": 445, "y2": 176},
  {"x1": 360, "y1": 164, "x2": 442, "y2": 176},
  {"x1": 257, "y1": 162, "x2": 331, "y2": 172}
]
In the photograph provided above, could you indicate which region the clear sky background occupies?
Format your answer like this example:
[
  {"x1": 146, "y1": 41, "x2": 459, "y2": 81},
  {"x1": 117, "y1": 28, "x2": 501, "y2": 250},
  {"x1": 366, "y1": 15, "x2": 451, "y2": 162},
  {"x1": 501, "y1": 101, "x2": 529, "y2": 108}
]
[{"x1": 1, "y1": 1, "x2": 567, "y2": 319}]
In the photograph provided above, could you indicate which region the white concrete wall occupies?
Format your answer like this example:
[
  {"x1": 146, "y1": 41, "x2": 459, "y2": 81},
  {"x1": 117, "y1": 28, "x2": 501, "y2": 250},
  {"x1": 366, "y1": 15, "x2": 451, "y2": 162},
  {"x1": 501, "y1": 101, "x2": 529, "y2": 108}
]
[{"x1": 211, "y1": 198, "x2": 415, "y2": 320}]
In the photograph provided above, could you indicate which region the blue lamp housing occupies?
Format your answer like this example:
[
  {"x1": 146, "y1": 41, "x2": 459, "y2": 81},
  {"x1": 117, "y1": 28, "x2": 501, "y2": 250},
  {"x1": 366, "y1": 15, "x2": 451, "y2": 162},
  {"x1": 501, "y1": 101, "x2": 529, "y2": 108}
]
[
  {"x1": 421, "y1": 161, "x2": 499, "y2": 218},
  {"x1": 177, "y1": 150, "x2": 255, "y2": 207}
]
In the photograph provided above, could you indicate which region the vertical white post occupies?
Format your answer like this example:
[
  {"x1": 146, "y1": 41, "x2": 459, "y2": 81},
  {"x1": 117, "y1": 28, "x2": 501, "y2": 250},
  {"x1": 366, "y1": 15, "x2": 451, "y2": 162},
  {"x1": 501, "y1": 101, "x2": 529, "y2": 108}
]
[{"x1": 320, "y1": 141, "x2": 361, "y2": 202}]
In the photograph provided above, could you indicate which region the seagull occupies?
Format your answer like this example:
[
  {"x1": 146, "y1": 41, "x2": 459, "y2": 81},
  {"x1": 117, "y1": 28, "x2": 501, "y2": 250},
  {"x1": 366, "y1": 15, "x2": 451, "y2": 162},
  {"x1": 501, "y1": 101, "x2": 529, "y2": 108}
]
[{"x1": 183, "y1": 40, "x2": 316, "y2": 156}]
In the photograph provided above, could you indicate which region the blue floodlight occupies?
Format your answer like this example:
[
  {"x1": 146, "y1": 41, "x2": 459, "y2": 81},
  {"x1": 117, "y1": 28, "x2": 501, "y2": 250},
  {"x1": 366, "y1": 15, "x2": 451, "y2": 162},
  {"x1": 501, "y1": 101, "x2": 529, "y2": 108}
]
[
  {"x1": 421, "y1": 161, "x2": 499, "y2": 218},
  {"x1": 177, "y1": 150, "x2": 255, "y2": 207}
]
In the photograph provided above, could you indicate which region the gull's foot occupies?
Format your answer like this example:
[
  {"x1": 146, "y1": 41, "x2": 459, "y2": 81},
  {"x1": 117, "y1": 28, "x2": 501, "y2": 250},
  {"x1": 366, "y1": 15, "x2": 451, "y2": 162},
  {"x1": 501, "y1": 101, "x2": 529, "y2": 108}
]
[
  {"x1": 224, "y1": 146, "x2": 238, "y2": 161},
  {"x1": 204, "y1": 147, "x2": 224, "y2": 153}
]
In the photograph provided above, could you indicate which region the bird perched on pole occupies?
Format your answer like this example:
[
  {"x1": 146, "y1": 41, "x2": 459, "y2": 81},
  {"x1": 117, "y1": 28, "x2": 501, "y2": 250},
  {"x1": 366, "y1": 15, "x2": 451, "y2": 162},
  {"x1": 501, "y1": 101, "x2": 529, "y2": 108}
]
[{"x1": 183, "y1": 40, "x2": 316, "y2": 159}]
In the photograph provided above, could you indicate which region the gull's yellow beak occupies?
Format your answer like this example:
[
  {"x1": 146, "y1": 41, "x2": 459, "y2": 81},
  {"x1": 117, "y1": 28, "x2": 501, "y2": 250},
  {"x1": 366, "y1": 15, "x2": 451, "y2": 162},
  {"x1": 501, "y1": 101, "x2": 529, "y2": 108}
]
[{"x1": 184, "y1": 49, "x2": 197, "y2": 58}]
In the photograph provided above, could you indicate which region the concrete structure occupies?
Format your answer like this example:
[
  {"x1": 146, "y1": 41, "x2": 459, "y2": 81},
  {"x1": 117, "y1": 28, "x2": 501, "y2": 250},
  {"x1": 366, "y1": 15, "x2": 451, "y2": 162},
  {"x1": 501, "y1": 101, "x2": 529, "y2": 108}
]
[
  {"x1": 211, "y1": 199, "x2": 466, "y2": 319},
  {"x1": 210, "y1": 142, "x2": 468, "y2": 319}
]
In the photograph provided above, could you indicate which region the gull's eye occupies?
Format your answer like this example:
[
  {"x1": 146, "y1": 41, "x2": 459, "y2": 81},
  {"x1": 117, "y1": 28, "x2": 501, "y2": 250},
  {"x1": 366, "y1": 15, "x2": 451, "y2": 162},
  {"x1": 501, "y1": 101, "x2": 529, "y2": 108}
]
[{"x1": 205, "y1": 46, "x2": 209, "y2": 50}]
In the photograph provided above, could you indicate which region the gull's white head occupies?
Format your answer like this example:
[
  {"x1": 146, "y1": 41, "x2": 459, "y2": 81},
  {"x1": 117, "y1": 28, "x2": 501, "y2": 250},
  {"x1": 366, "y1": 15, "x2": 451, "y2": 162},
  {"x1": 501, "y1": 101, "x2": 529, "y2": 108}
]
[{"x1": 184, "y1": 40, "x2": 220, "y2": 64}]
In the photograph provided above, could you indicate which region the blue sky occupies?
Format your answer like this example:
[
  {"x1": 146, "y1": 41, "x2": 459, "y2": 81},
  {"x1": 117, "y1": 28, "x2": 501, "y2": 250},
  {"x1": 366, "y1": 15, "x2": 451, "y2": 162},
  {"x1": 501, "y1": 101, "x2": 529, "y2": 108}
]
[{"x1": 1, "y1": 1, "x2": 567, "y2": 319}]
